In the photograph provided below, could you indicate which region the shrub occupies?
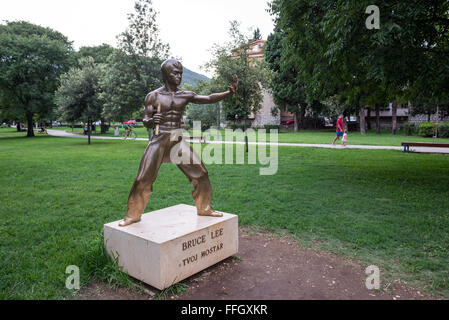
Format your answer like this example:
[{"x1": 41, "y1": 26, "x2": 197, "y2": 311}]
[
  {"x1": 186, "y1": 103, "x2": 217, "y2": 131},
  {"x1": 229, "y1": 123, "x2": 246, "y2": 131},
  {"x1": 402, "y1": 123, "x2": 417, "y2": 136},
  {"x1": 418, "y1": 122, "x2": 449, "y2": 138},
  {"x1": 264, "y1": 124, "x2": 280, "y2": 131},
  {"x1": 418, "y1": 122, "x2": 435, "y2": 137},
  {"x1": 437, "y1": 122, "x2": 449, "y2": 138}
]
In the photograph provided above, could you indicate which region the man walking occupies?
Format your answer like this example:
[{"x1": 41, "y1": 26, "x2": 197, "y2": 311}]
[{"x1": 332, "y1": 114, "x2": 345, "y2": 145}]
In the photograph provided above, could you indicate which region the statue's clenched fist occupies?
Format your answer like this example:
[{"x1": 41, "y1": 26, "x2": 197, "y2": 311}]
[{"x1": 229, "y1": 75, "x2": 238, "y2": 94}]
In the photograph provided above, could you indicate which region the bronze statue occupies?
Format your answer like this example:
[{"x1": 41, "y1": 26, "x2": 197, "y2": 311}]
[{"x1": 119, "y1": 59, "x2": 238, "y2": 227}]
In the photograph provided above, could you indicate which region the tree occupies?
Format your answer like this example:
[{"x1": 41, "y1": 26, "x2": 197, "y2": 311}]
[
  {"x1": 252, "y1": 27, "x2": 262, "y2": 41},
  {"x1": 77, "y1": 44, "x2": 116, "y2": 64},
  {"x1": 207, "y1": 21, "x2": 268, "y2": 126},
  {"x1": 184, "y1": 81, "x2": 221, "y2": 131},
  {"x1": 265, "y1": 26, "x2": 308, "y2": 131},
  {"x1": 268, "y1": 0, "x2": 449, "y2": 135},
  {"x1": 100, "y1": 51, "x2": 162, "y2": 121},
  {"x1": 206, "y1": 21, "x2": 269, "y2": 152},
  {"x1": 100, "y1": 0, "x2": 169, "y2": 121},
  {"x1": 0, "y1": 21, "x2": 74, "y2": 137},
  {"x1": 55, "y1": 57, "x2": 104, "y2": 144},
  {"x1": 268, "y1": 0, "x2": 377, "y2": 134}
]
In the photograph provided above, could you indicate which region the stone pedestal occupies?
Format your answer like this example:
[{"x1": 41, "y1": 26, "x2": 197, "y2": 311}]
[{"x1": 104, "y1": 204, "x2": 238, "y2": 290}]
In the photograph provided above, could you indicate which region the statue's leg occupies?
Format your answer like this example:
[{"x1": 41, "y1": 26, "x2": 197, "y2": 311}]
[
  {"x1": 119, "y1": 134, "x2": 168, "y2": 226},
  {"x1": 176, "y1": 140, "x2": 222, "y2": 217}
]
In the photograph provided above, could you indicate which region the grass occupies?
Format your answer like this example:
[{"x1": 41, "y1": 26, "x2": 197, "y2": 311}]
[
  {"x1": 154, "y1": 282, "x2": 188, "y2": 300},
  {"x1": 1, "y1": 127, "x2": 448, "y2": 299},
  {"x1": 269, "y1": 128, "x2": 449, "y2": 146},
  {"x1": 50, "y1": 125, "x2": 449, "y2": 146}
]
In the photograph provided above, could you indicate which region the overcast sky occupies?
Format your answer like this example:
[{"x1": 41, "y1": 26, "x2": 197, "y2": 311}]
[{"x1": 1, "y1": 0, "x2": 275, "y2": 76}]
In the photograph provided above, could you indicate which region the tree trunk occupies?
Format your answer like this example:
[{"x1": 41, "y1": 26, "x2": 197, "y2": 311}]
[
  {"x1": 88, "y1": 119, "x2": 91, "y2": 145},
  {"x1": 354, "y1": 93, "x2": 364, "y2": 134},
  {"x1": 17, "y1": 122, "x2": 21, "y2": 132},
  {"x1": 244, "y1": 118, "x2": 248, "y2": 153},
  {"x1": 243, "y1": 97, "x2": 248, "y2": 153},
  {"x1": 375, "y1": 103, "x2": 381, "y2": 134},
  {"x1": 359, "y1": 107, "x2": 366, "y2": 134},
  {"x1": 293, "y1": 109, "x2": 299, "y2": 132},
  {"x1": 407, "y1": 101, "x2": 413, "y2": 124},
  {"x1": 217, "y1": 103, "x2": 220, "y2": 140},
  {"x1": 435, "y1": 105, "x2": 440, "y2": 138},
  {"x1": 366, "y1": 108, "x2": 371, "y2": 130},
  {"x1": 300, "y1": 106, "x2": 305, "y2": 129},
  {"x1": 391, "y1": 100, "x2": 398, "y2": 135},
  {"x1": 26, "y1": 112, "x2": 35, "y2": 137},
  {"x1": 100, "y1": 118, "x2": 106, "y2": 134}
]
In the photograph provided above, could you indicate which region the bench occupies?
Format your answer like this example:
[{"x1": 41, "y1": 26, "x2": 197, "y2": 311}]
[
  {"x1": 401, "y1": 142, "x2": 449, "y2": 152},
  {"x1": 189, "y1": 136, "x2": 207, "y2": 143}
]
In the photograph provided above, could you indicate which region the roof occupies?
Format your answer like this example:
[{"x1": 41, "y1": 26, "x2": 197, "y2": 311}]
[
  {"x1": 230, "y1": 39, "x2": 266, "y2": 60},
  {"x1": 247, "y1": 39, "x2": 266, "y2": 58}
]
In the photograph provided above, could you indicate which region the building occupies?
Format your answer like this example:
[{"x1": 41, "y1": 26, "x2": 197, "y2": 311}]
[
  {"x1": 361, "y1": 105, "x2": 449, "y2": 131},
  {"x1": 245, "y1": 40, "x2": 280, "y2": 128}
]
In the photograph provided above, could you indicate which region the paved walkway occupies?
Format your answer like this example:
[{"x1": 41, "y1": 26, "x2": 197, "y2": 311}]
[{"x1": 47, "y1": 129, "x2": 449, "y2": 154}]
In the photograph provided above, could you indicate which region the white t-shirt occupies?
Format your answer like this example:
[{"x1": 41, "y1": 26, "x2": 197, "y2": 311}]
[{"x1": 342, "y1": 133, "x2": 347, "y2": 142}]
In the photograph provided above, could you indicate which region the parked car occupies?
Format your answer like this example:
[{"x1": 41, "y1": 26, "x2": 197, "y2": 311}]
[{"x1": 281, "y1": 119, "x2": 294, "y2": 127}]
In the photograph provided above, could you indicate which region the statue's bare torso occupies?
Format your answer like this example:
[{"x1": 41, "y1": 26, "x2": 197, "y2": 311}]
[{"x1": 144, "y1": 89, "x2": 196, "y2": 131}]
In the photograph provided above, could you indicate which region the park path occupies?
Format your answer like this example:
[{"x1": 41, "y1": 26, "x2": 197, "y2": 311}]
[{"x1": 47, "y1": 129, "x2": 449, "y2": 154}]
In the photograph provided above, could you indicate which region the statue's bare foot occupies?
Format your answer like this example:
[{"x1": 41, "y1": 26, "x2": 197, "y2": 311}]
[
  {"x1": 118, "y1": 217, "x2": 141, "y2": 227},
  {"x1": 197, "y1": 210, "x2": 223, "y2": 217}
]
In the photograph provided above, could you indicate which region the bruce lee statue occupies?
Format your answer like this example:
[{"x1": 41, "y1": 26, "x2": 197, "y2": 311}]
[{"x1": 119, "y1": 59, "x2": 238, "y2": 227}]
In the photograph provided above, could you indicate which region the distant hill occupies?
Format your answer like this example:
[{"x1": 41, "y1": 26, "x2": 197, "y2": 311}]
[{"x1": 181, "y1": 67, "x2": 210, "y2": 87}]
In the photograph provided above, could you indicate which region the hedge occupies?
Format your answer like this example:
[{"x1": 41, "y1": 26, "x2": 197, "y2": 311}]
[{"x1": 418, "y1": 122, "x2": 449, "y2": 138}]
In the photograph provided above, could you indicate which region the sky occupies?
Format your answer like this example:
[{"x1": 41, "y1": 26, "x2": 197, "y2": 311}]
[{"x1": 1, "y1": 0, "x2": 275, "y2": 77}]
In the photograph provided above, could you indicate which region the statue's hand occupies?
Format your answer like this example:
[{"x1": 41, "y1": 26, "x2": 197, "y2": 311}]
[
  {"x1": 153, "y1": 113, "x2": 164, "y2": 125},
  {"x1": 229, "y1": 75, "x2": 238, "y2": 94},
  {"x1": 143, "y1": 118, "x2": 153, "y2": 129}
]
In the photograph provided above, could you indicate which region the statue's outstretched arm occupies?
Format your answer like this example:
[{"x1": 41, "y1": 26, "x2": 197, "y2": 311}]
[{"x1": 191, "y1": 75, "x2": 238, "y2": 105}]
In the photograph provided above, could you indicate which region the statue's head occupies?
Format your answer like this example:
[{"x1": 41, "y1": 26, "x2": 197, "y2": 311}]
[{"x1": 161, "y1": 59, "x2": 183, "y2": 86}]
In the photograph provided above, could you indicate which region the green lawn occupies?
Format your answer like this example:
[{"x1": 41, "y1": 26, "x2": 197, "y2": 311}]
[
  {"x1": 1, "y1": 127, "x2": 448, "y2": 299},
  {"x1": 271, "y1": 128, "x2": 449, "y2": 146},
  {"x1": 52, "y1": 125, "x2": 449, "y2": 146}
]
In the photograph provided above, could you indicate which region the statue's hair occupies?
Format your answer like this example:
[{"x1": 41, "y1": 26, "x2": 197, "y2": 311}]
[{"x1": 161, "y1": 59, "x2": 183, "y2": 81}]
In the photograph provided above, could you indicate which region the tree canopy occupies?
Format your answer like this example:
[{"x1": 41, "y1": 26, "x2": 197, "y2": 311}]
[
  {"x1": 265, "y1": 26, "x2": 308, "y2": 130},
  {"x1": 55, "y1": 57, "x2": 104, "y2": 125},
  {"x1": 252, "y1": 27, "x2": 262, "y2": 41},
  {"x1": 206, "y1": 21, "x2": 268, "y2": 124},
  {"x1": 55, "y1": 0, "x2": 170, "y2": 123},
  {"x1": 77, "y1": 44, "x2": 116, "y2": 65},
  {"x1": 0, "y1": 21, "x2": 74, "y2": 136},
  {"x1": 100, "y1": 0, "x2": 169, "y2": 121},
  {"x1": 267, "y1": 0, "x2": 449, "y2": 133},
  {"x1": 184, "y1": 80, "x2": 222, "y2": 131}
]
